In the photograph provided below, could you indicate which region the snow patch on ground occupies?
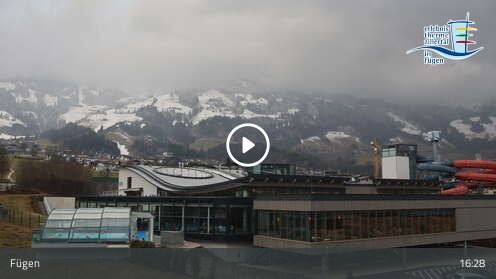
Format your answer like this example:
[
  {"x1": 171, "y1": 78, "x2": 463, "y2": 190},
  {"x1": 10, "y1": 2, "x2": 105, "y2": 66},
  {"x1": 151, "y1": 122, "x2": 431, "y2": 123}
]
[
  {"x1": 118, "y1": 98, "x2": 154, "y2": 113},
  {"x1": 325, "y1": 131, "x2": 360, "y2": 143},
  {"x1": 388, "y1": 112, "x2": 422, "y2": 135},
  {"x1": 154, "y1": 94, "x2": 192, "y2": 114},
  {"x1": 235, "y1": 93, "x2": 268, "y2": 106},
  {"x1": 0, "y1": 111, "x2": 26, "y2": 127},
  {"x1": 192, "y1": 90, "x2": 236, "y2": 125},
  {"x1": 300, "y1": 136, "x2": 320, "y2": 144},
  {"x1": 43, "y1": 94, "x2": 58, "y2": 107},
  {"x1": 60, "y1": 105, "x2": 107, "y2": 124},
  {"x1": 388, "y1": 137, "x2": 403, "y2": 144},
  {"x1": 192, "y1": 109, "x2": 235, "y2": 125},
  {"x1": 0, "y1": 82, "x2": 16, "y2": 91},
  {"x1": 470, "y1": 116, "x2": 480, "y2": 122},
  {"x1": 78, "y1": 109, "x2": 143, "y2": 131},
  {"x1": 200, "y1": 90, "x2": 235, "y2": 106},
  {"x1": 13, "y1": 90, "x2": 38, "y2": 104},
  {"x1": 117, "y1": 96, "x2": 136, "y2": 103},
  {"x1": 239, "y1": 109, "x2": 278, "y2": 119},
  {"x1": 192, "y1": 90, "x2": 289, "y2": 124},
  {"x1": 450, "y1": 117, "x2": 496, "y2": 140},
  {"x1": 114, "y1": 141, "x2": 129, "y2": 156},
  {"x1": 120, "y1": 94, "x2": 192, "y2": 114},
  {"x1": 0, "y1": 133, "x2": 16, "y2": 139},
  {"x1": 287, "y1": 108, "x2": 299, "y2": 115}
]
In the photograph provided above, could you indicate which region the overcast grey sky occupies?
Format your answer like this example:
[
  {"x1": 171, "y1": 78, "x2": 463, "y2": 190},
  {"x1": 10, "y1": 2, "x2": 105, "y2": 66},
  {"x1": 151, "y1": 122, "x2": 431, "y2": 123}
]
[{"x1": 0, "y1": 1, "x2": 494, "y2": 104}]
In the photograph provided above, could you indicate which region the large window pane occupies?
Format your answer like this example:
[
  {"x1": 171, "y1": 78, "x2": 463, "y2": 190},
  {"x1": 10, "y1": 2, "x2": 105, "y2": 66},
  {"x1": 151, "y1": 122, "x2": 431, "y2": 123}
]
[{"x1": 256, "y1": 208, "x2": 456, "y2": 242}]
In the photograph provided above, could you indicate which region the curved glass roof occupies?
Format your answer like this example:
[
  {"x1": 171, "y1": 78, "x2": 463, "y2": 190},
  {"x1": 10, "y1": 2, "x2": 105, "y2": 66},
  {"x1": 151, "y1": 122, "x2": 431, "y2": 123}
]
[{"x1": 41, "y1": 207, "x2": 131, "y2": 243}]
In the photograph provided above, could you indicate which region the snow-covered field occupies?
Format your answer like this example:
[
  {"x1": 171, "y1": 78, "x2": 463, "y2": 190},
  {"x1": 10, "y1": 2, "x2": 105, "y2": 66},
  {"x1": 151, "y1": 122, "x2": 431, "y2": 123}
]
[
  {"x1": 153, "y1": 94, "x2": 192, "y2": 114},
  {"x1": 78, "y1": 109, "x2": 143, "y2": 131},
  {"x1": 300, "y1": 136, "x2": 321, "y2": 144},
  {"x1": 13, "y1": 90, "x2": 38, "y2": 104},
  {"x1": 325, "y1": 131, "x2": 360, "y2": 143},
  {"x1": 239, "y1": 109, "x2": 278, "y2": 119},
  {"x1": 192, "y1": 90, "x2": 294, "y2": 125},
  {"x1": 450, "y1": 117, "x2": 496, "y2": 140},
  {"x1": 192, "y1": 90, "x2": 236, "y2": 125},
  {"x1": 43, "y1": 94, "x2": 58, "y2": 107},
  {"x1": 235, "y1": 93, "x2": 268, "y2": 106},
  {"x1": 0, "y1": 111, "x2": 26, "y2": 127},
  {"x1": 60, "y1": 105, "x2": 107, "y2": 123},
  {"x1": 0, "y1": 82, "x2": 16, "y2": 91},
  {"x1": 287, "y1": 108, "x2": 299, "y2": 115},
  {"x1": 388, "y1": 112, "x2": 422, "y2": 135},
  {"x1": 115, "y1": 141, "x2": 130, "y2": 156},
  {"x1": 118, "y1": 93, "x2": 192, "y2": 115},
  {"x1": 0, "y1": 133, "x2": 16, "y2": 139}
]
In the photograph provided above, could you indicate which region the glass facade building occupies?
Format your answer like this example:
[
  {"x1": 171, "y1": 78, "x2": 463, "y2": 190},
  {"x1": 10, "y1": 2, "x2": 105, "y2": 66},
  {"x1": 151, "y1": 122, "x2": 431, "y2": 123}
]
[
  {"x1": 257, "y1": 209, "x2": 456, "y2": 242},
  {"x1": 76, "y1": 196, "x2": 253, "y2": 240}
]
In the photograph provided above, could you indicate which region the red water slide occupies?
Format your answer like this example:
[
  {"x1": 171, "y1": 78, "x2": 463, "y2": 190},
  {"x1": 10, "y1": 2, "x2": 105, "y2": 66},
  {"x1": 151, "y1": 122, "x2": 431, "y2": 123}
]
[
  {"x1": 441, "y1": 160, "x2": 496, "y2": 195},
  {"x1": 453, "y1": 160, "x2": 496, "y2": 170},
  {"x1": 455, "y1": 172, "x2": 496, "y2": 182},
  {"x1": 441, "y1": 184, "x2": 468, "y2": 195},
  {"x1": 454, "y1": 160, "x2": 496, "y2": 183}
]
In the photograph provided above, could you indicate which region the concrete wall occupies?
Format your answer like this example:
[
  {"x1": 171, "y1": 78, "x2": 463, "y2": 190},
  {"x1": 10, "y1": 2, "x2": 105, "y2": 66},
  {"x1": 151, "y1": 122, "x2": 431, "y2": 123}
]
[
  {"x1": 43, "y1": 197, "x2": 75, "y2": 213},
  {"x1": 254, "y1": 198, "x2": 496, "y2": 212},
  {"x1": 254, "y1": 229, "x2": 496, "y2": 249},
  {"x1": 382, "y1": 156, "x2": 410, "y2": 179},
  {"x1": 457, "y1": 207, "x2": 496, "y2": 232},
  {"x1": 118, "y1": 168, "x2": 158, "y2": 196}
]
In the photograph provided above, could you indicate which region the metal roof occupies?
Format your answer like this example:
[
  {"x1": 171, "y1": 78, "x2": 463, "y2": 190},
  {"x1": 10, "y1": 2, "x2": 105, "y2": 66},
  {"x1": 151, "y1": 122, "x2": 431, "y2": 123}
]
[{"x1": 125, "y1": 165, "x2": 246, "y2": 193}]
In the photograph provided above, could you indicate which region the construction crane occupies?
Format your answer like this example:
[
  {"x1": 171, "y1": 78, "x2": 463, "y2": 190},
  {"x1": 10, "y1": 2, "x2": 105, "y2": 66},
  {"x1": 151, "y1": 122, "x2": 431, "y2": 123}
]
[{"x1": 370, "y1": 139, "x2": 382, "y2": 178}]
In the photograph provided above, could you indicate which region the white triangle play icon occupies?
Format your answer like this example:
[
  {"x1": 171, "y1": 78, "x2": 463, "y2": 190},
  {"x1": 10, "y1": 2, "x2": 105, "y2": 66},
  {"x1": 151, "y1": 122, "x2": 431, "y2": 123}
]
[{"x1": 242, "y1": 137, "x2": 255, "y2": 154}]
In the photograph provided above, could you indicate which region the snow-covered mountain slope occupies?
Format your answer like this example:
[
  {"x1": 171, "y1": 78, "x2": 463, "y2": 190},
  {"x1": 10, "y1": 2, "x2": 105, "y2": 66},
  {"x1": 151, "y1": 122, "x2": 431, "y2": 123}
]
[
  {"x1": 325, "y1": 131, "x2": 360, "y2": 143},
  {"x1": 0, "y1": 111, "x2": 26, "y2": 128},
  {"x1": 3, "y1": 79, "x2": 496, "y2": 163},
  {"x1": 388, "y1": 112, "x2": 423, "y2": 136},
  {"x1": 450, "y1": 117, "x2": 496, "y2": 140},
  {"x1": 60, "y1": 105, "x2": 107, "y2": 124},
  {"x1": 0, "y1": 80, "x2": 132, "y2": 134}
]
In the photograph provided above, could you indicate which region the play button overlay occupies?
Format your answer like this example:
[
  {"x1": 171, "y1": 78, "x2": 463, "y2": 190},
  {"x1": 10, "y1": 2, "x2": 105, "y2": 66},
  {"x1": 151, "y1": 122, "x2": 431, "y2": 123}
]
[
  {"x1": 226, "y1": 123, "x2": 270, "y2": 167},
  {"x1": 242, "y1": 137, "x2": 255, "y2": 154}
]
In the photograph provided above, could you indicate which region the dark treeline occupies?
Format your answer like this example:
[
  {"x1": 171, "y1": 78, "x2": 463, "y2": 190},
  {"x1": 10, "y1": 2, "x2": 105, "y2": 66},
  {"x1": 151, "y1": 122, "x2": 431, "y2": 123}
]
[
  {"x1": 41, "y1": 123, "x2": 120, "y2": 155},
  {"x1": 0, "y1": 145, "x2": 10, "y2": 182},
  {"x1": 16, "y1": 158, "x2": 98, "y2": 196}
]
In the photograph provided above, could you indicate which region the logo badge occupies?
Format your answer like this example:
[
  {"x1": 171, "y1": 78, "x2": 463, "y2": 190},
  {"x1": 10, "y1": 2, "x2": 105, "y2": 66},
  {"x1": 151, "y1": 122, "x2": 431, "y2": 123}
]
[{"x1": 406, "y1": 12, "x2": 483, "y2": 65}]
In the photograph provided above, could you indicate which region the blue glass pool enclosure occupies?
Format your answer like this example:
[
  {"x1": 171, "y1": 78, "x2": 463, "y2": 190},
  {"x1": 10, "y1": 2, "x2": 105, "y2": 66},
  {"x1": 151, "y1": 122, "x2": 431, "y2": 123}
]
[{"x1": 40, "y1": 208, "x2": 132, "y2": 243}]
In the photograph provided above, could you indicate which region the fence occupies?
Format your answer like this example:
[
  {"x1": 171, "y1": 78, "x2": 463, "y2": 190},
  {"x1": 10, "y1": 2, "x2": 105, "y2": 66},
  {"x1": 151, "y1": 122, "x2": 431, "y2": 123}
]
[{"x1": 0, "y1": 208, "x2": 46, "y2": 229}]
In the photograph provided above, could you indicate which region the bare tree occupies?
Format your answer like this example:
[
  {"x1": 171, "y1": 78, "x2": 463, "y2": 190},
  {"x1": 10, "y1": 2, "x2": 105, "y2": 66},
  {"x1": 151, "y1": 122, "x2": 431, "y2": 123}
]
[{"x1": 16, "y1": 158, "x2": 94, "y2": 195}]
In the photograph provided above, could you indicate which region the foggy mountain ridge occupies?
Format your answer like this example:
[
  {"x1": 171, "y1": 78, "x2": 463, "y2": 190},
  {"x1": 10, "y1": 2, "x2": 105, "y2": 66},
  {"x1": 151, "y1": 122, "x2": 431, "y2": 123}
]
[{"x1": 1, "y1": 79, "x2": 496, "y2": 170}]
